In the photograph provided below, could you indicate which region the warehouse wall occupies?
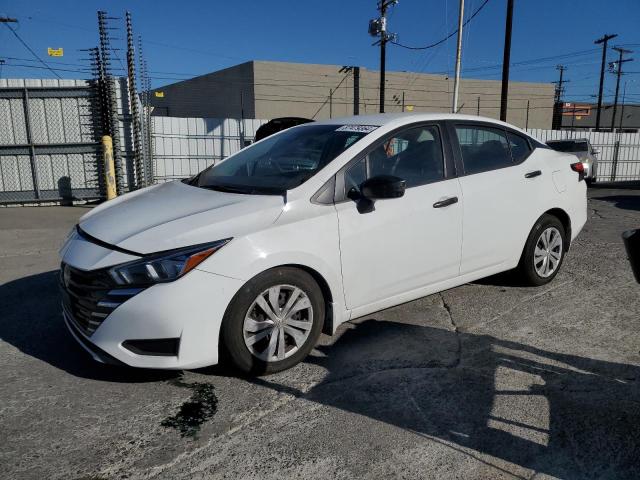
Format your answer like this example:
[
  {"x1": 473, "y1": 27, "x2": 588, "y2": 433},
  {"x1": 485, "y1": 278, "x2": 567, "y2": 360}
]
[
  {"x1": 151, "y1": 62, "x2": 255, "y2": 119},
  {"x1": 253, "y1": 61, "x2": 555, "y2": 129}
]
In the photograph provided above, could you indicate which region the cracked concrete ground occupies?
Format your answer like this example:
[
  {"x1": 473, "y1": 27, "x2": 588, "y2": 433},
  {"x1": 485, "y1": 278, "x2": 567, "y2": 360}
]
[{"x1": 1, "y1": 187, "x2": 639, "y2": 480}]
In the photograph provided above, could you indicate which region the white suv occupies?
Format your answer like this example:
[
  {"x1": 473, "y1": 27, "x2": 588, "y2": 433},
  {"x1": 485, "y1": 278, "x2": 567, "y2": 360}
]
[{"x1": 59, "y1": 114, "x2": 587, "y2": 374}]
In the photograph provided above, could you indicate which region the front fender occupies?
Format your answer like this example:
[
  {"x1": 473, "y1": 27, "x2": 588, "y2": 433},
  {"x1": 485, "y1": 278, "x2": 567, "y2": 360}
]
[{"x1": 197, "y1": 209, "x2": 349, "y2": 331}]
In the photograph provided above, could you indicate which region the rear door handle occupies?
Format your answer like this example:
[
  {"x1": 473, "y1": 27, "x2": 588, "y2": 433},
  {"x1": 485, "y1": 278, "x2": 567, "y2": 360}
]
[
  {"x1": 433, "y1": 196, "x2": 459, "y2": 208},
  {"x1": 525, "y1": 170, "x2": 542, "y2": 178}
]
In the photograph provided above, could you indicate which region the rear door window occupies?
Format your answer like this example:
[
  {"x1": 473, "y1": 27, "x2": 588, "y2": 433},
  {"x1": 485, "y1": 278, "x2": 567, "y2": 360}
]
[
  {"x1": 507, "y1": 132, "x2": 532, "y2": 163},
  {"x1": 455, "y1": 126, "x2": 512, "y2": 175}
]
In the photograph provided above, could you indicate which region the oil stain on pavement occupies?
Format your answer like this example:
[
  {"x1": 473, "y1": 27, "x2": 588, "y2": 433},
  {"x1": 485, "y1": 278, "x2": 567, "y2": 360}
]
[{"x1": 161, "y1": 378, "x2": 218, "y2": 438}]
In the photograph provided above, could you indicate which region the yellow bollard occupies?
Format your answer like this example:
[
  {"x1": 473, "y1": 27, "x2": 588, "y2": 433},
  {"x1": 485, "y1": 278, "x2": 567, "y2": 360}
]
[{"x1": 102, "y1": 135, "x2": 117, "y2": 200}]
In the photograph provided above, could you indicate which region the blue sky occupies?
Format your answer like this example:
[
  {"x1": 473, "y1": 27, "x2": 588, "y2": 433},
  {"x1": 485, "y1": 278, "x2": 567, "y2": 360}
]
[{"x1": 1, "y1": 0, "x2": 639, "y2": 103}]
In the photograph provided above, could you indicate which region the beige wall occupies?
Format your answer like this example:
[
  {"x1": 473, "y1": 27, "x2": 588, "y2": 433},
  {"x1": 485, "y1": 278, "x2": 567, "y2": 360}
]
[{"x1": 253, "y1": 61, "x2": 554, "y2": 129}]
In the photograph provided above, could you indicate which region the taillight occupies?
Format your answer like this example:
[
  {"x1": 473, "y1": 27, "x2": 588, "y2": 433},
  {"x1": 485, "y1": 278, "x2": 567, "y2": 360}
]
[
  {"x1": 570, "y1": 162, "x2": 584, "y2": 173},
  {"x1": 570, "y1": 162, "x2": 585, "y2": 181}
]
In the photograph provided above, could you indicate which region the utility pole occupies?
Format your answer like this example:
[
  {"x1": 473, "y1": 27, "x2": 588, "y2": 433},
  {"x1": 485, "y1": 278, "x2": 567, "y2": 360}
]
[
  {"x1": 525, "y1": 99, "x2": 530, "y2": 130},
  {"x1": 369, "y1": 1, "x2": 397, "y2": 113},
  {"x1": 594, "y1": 33, "x2": 617, "y2": 131},
  {"x1": 329, "y1": 89, "x2": 333, "y2": 118},
  {"x1": 500, "y1": 0, "x2": 514, "y2": 122},
  {"x1": 1, "y1": 16, "x2": 18, "y2": 80},
  {"x1": 340, "y1": 65, "x2": 360, "y2": 115},
  {"x1": 610, "y1": 47, "x2": 633, "y2": 132},
  {"x1": 402, "y1": 91, "x2": 405, "y2": 112},
  {"x1": 477, "y1": 96, "x2": 480, "y2": 115},
  {"x1": 353, "y1": 66, "x2": 360, "y2": 115},
  {"x1": 239, "y1": 90, "x2": 246, "y2": 146},
  {"x1": 552, "y1": 65, "x2": 568, "y2": 129},
  {"x1": 619, "y1": 81, "x2": 627, "y2": 132},
  {"x1": 452, "y1": 0, "x2": 465, "y2": 113}
]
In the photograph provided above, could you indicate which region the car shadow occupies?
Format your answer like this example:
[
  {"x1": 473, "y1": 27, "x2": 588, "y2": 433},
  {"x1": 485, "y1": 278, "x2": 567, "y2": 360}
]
[
  {"x1": 0, "y1": 270, "x2": 178, "y2": 383},
  {"x1": 592, "y1": 195, "x2": 640, "y2": 212},
  {"x1": 3, "y1": 270, "x2": 639, "y2": 478},
  {"x1": 470, "y1": 270, "x2": 527, "y2": 287},
  {"x1": 251, "y1": 319, "x2": 640, "y2": 479}
]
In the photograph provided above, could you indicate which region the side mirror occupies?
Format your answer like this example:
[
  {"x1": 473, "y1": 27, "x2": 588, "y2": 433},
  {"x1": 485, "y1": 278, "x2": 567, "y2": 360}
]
[
  {"x1": 623, "y1": 229, "x2": 640, "y2": 283},
  {"x1": 360, "y1": 175, "x2": 406, "y2": 200},
  {"x1": 592, "y1": 149, "x2": 600, "y2": 156}
]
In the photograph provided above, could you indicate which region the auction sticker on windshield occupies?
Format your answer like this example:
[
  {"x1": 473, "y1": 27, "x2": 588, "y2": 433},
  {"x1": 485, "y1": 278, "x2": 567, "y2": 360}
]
[{"x1": 335, "y1": 125, "x2": 379, "y2": 133}]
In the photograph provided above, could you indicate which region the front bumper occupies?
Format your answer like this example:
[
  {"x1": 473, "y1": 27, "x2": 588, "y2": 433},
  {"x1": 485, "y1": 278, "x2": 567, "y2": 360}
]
[{"x1": 62, "y1": 268, "x2": 243, "y2": 369}]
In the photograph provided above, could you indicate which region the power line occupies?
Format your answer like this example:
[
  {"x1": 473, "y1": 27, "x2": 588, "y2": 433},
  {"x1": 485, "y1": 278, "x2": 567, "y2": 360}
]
[
  {"x1": 1, "y1": 61, "x2": 565, "y2": 99},
  {"x1": 2, "y1": 22, "x2": 61, "y2": 78},
  {"x1": 311, "y1": 70, "x2": 351, "y2": 119},
  {"x1": 391, "y1": 0, "x2": 490, "y2": 50}
]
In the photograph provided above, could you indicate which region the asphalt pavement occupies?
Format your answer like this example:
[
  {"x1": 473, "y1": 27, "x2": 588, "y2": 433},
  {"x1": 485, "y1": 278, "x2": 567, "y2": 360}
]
[{"x1": 1, "y1": 187, "x2": 639, "y2": 480}]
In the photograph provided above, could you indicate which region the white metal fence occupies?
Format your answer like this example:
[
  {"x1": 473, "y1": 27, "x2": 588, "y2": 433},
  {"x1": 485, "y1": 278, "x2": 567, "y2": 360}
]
[
  {"x1": 152, "y1": 117, "x2": 267, "y2": 183},
  {"x1": 527, "y1": 128, "x2": 640, "y2": 182},
  {"x1": 152, "y1": 120, "x2": 640, "y2": 185}
]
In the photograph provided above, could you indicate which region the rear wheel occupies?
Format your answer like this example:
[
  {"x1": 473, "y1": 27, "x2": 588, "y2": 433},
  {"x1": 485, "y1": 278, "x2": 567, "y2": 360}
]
[
  {"x1": 221, "y1": 267, "x2": 324, "y2": 375},
  {"x1": 517, "y1": 214, "x2": 566, "y2": 286}
]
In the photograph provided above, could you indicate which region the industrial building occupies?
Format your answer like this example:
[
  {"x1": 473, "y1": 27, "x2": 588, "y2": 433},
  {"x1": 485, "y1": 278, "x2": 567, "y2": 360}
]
[
  {"x1": 150, "y1": 61, "x2": 556, "y2": 129},
  {"x1": 558, "y1": 102, "x2": 640, "y2": 131}
]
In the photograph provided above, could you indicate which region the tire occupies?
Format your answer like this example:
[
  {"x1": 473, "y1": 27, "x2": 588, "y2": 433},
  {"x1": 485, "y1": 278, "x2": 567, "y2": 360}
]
[
  {"x1": 220, "y1": 267, "x2": 325, "y2": 375},
  {"x1": 517, "y1": 214, "x2": 567, "y2": 286}
]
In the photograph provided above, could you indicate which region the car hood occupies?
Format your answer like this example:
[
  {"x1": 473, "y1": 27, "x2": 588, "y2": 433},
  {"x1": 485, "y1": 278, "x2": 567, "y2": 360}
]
[{"x1": 79, "y1": 181, "x2": 285, "y2": 254}]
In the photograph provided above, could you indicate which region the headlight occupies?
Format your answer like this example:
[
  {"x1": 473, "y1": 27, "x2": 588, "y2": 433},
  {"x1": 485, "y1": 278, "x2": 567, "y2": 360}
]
[{"x1": 109, "y1": 239, "x2": 231, "y2": 286}]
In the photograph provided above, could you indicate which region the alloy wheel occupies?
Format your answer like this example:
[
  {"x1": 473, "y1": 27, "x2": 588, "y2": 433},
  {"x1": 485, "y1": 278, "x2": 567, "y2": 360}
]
[
  {"x1": 534, "y1": 227, "x2": 563, "y2": 278},
  {"x1": 242, "y1": 284, "x2": 314, "y2": 362}
]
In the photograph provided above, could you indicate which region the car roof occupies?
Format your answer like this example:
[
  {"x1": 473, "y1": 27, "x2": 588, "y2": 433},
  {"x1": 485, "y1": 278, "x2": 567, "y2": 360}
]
[
  {"x1": 314, "y1": 112, "x2": 518, "y2": 129},
  {"x1": 311, "y1": 112, "x2": 540, "y2": 141}
]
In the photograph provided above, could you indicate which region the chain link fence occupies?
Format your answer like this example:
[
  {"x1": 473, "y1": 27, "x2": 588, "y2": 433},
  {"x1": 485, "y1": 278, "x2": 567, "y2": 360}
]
[
  {"x1": 0, "y1": 79, "x2": 103, "y2": 204},
  {"x1": 0, "y1": 77, "x2": 153, "y2": 205}
]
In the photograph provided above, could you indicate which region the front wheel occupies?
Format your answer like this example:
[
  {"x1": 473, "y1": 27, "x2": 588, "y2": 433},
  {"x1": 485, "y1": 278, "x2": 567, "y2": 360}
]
[
  {"x1": 220, "y1": 267, "x2": 324, "y2": 375},
  {"x1": 517, "y1": 214, "x2": 566, "y2": 286}
]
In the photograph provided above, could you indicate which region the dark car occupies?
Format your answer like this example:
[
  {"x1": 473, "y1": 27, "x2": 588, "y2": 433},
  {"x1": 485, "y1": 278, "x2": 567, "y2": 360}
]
[{"x1": 255, "y1": 117, "x2": 314, "y2": 141}]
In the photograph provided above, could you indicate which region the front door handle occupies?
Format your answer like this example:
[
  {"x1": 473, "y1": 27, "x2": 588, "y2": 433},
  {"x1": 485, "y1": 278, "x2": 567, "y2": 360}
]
[
  {"x1": 525, "y1": 170, "x2": 542, "y2": 179},
  {"x1": 433, "y1": 196, "x2": 459, "y2": 208}
]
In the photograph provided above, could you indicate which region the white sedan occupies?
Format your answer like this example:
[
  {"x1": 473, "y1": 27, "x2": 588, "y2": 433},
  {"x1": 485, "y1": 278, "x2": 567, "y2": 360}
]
[{"x1": 59, "y1": 113, "x2": 587, "y2": 374}]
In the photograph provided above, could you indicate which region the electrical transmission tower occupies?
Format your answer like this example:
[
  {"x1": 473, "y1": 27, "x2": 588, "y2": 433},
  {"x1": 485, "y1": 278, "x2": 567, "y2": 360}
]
[
  {"x1": 97, "y1": 10, "x2": 124, "y2": 194},
  {"x1": 126, "y1": 11, "x2": 145, "y2": 189}
]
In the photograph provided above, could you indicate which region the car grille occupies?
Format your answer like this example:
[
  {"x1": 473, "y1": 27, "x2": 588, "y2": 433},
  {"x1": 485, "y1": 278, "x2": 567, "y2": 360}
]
[{"x1": 59, "y1": 263, "x2": 143, "y2": 336}]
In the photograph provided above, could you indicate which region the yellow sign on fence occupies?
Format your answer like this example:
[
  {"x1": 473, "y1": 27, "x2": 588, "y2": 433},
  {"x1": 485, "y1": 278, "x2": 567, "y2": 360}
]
[{"x1": 47, "y1": 47, "x2": 64, "y2": 57}]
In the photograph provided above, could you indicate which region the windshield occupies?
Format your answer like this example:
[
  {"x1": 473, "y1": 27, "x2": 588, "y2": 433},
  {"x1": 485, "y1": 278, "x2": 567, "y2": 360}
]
[
  {"x1": 547, "y1": 140, "x2": 589, "y2": 153},
  {"x1": 191, "y1": 124, "x2": 375, "y2": 194}
]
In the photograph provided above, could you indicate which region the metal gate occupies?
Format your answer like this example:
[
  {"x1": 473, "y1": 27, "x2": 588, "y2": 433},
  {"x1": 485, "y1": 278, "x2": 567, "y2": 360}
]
[{"x1": 0, "y1": 81, "x2": 102, "y2": 204}]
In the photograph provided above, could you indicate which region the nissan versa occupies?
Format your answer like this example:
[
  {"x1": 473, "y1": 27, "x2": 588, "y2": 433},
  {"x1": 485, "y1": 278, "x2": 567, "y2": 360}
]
[{"x1": 59, "y1": 113, "x2": 587, "y2": 374}]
